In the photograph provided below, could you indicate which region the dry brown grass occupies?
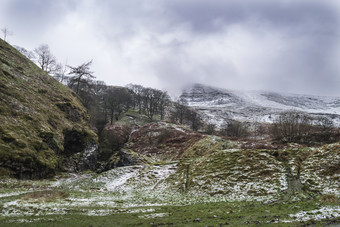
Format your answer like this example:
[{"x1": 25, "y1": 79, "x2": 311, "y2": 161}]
[
  {"x1": 128, "y1": 122, "x2": 203, "y2": 160},
  {"x1": 321, "y1": 163, "x2": 340, "y2": 176},
  {"x1": 320, "y1": 193, "x2": 339, "y2": 204},
  {"x1": 22, "y1": 190, "x2": 69, "y2": 202}
]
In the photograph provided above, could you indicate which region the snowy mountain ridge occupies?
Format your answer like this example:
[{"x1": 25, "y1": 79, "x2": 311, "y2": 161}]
[{"x1": 180, "y1": 83, "x2": 340, "y2": 126}]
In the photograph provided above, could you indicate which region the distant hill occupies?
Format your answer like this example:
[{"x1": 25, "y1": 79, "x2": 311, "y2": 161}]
[
  {"x1": 181, "y1": 83, "x2": 340, "y2": 127},
  {"x1": 0, "y1": 39, "x2": 97, "y2": 178}
]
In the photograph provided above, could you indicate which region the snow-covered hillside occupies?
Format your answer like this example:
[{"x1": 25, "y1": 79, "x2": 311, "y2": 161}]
[{"x1": 181, "y1": 84, "x2": 340, "y2": 126}]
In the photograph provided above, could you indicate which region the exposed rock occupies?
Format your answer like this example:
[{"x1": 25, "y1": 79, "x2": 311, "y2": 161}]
[
  {"x1": 60, "y1": 141, "x2": 98, "y2": 172},
  {"x1": 98, "y1": 150, "x2": 142, "y2": 173},
  {"x1": 97, "y1": 123, "x2": 131, "y2": 161},
  {"x1": 96, "y1": 123, "x2": 142, "y2": 172},
  {"x1": 193, "y1": 218, "x2": 201, "y2": 222}
]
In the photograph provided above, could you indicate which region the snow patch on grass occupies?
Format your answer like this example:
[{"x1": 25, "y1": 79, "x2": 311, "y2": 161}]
[
  {"x1": 287, "y1": 206, "x2": 340, "y2": 222},
  {"x1": 0, "y1": 191, "x2": 26, "y2": 198},
  {"x1": 139, "y1": 212, "x2": 169, "y2": 219}
]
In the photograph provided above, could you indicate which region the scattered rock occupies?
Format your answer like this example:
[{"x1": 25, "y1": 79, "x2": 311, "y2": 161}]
[{"x1": 193, "y1": 218, "x2": 201, "y2": 222}]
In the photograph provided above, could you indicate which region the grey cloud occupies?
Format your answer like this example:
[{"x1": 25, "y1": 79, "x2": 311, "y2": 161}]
[
  {"x1": 154, "y1": 55, "x2": 239, "y2": 94},
  {"x1": 3, "y1": 0, "x2": 76, "y2": 40},
  {"x1": 151, "y1": 0, "x2": 340, "y2": 95},
  {"x1": 1, "y1": 0, "x2": 340, "y2": 96},
  {"x1": 162, "y1": 0, "x2": 339, "y2": 34}
]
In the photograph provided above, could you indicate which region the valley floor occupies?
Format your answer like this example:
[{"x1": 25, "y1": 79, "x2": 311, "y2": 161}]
[{"x1": 0, "y1": 162, "x2": 339, "y2": 226}]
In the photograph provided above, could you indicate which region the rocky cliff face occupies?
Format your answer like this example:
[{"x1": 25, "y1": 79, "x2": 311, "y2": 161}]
[{"x1": 0, "y1": 39, "x2": 98, "y2": 178}]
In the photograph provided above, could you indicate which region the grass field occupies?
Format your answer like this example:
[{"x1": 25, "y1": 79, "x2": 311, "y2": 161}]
[{"x1": 1, "y1": 163, "x2": 339, "y2": 226}]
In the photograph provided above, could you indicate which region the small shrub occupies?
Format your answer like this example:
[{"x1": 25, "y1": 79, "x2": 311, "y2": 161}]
[
  {"x1": 0, "y1": 167, "x2": 12, "y2": 177},
  {"x1": 277, "y1": 150, "x2": 291, "y2": 162},
  {"x1": 0, "y1": 105, "x2": 5, "y2": 113},
  {"x1": 321, "y1": 163, "x2": 340, "y2": 176},
  {"x1": 157, "y1": 129, "x2": 171, "y2": 144},
  {"x1": 38, "y1": 89, "x2": 47, "y2": 94},
  {"x1": 205, "y1": 124, "x2": 216, "y2": 135},
  {"x1": 270, "y1": 111, "x2": 340, "y2": 144},
  {"x1": 1, "y1": 133, "x2": 16, "y2": 143},
  {"x1": 221, "y1": 120, "x2": 249, "y2": 138}
]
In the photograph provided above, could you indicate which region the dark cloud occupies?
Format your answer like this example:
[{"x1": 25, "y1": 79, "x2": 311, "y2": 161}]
[
  {"x1": 152, "y1": 0, "x2": 340, "y2": 95},
  {"x1": 1, "y1": 0, "x2": 340, "y2": 96},
  {"x1": 162, "y1": 0, "x2": 338, "y2": 34}
]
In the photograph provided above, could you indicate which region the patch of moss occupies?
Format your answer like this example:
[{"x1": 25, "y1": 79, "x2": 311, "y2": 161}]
[{"x1": 0, "y1": 167, "x2": 12, "y2": 177}]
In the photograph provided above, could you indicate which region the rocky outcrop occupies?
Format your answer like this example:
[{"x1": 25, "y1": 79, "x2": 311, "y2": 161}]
[
  {"x1": 0, "y1": 39, "x2": 98, "y2": 178},
  {"x1": 96, "y1": 123, "x2": 136, "y2": 172}
]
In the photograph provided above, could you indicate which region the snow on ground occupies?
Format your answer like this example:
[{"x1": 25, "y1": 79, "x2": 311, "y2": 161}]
[
  {"x1": 1, "y1": 161, "x2": 287, "y2": 218},
  {"x1": 103, "y1": 167, "x2": 141, "y2": 191},
  {"x1": 0, "y1": 150, "x2": 339, "y2": 224},
  {"x1": 182, "y1": 84, "x2": 340, "y2": 126},
  {"x1": 0, "y1": 191, "x2": 27, "y2": 198},
  {"x1": 284, "y1": 206, "x2": 340, "y2": 223},
  {"x1": 300, "y1": 146, "x2": 340, "y2": 196},
  {"x1": 96, "y1": 164, "x2": 178, "y2": 192}
]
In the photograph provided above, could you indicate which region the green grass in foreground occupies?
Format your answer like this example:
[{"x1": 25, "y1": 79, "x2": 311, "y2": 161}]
[{"x1": 1, "y1": 199, "x2": 339, "y2": 227}]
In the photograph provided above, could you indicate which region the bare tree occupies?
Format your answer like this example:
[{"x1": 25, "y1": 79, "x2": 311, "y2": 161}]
[
  {"x1": 222, "y1": 120, "x2": 249, "y2": 138},
  {"x1": 1, "y1": 27, "x2": 13, "y2": 41},
  {"x1": 270, "y1": 111, "x2": 312, "y2": 143},
  {"x1": 271, "y1": 112, "x2": 339, "y2": 144},
  {"x1": 53, "y1": 60, "x2": 68, "y2": 84},
  {"x1": 142, "y1": 88, "x2": 158, "y2": 120},
  {"x1": 156, "y1": 90, "x2": 170, "y2": 120},
  {"x1": 205, "y1": 124, "x2": 216, "y2": 135},
  {"x1": 142, "y1": 88, "x2": 169, "y2": 120},
  {"x1": 127, "y1": 84, "x2": 144, "y2": 113},
  {"x1": 186, "y1": 108, "x2": 203, "y2": 131},
  {"x1": 34, "y1": 44, "x2": 60, "y2": 74},
  {"x1": 315, "y1": 116, "x2": 333, "y2": 131},
  {"x1": 252, "y1": 121, "x2": 265, "y2": 140},
  {"x1": 14, "y1": 45, "x2": 35, "y2": 61},
  {"x1": 104, "y1": 87, "x2": 132, "y2": 124},
  {"x1": 126, "y1": 84, "x2": 170, "y2": 120},
  {"x1": 67, "y1": 60, "x2": 95, "y2": 94},
  {"x1": 171, "y1": 97, "x2": 188, "y2": 124}
]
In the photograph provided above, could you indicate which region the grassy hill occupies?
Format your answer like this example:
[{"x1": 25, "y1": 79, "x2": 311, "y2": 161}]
[{"x1": 0, "y1": 39, "x2": 97, "y2": 178}]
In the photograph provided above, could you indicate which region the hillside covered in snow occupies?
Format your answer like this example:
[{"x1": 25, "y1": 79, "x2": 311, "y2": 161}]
[{"x1": 181, "y1": 84, "x2": 340, "y2": 126}]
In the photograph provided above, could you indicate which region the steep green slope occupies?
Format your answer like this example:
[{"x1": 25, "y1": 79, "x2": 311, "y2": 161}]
[{"x1": 0, "y1": 39, "x2": 97, "y2": 178}]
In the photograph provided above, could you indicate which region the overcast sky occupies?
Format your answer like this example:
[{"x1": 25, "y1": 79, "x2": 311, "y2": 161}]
[{"x1": 1, "y1": 0, "x2": 340, "y2": 96}]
